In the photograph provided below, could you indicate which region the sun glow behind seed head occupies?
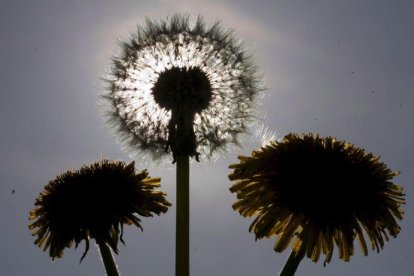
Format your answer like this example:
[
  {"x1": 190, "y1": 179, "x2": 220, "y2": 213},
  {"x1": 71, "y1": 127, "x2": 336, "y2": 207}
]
[{"x1": 106, "y1": 15, "x2": 261, "y2": 161}]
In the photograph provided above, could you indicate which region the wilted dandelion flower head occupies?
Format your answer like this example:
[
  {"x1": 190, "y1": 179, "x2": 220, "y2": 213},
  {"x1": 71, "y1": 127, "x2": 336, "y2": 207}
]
[
  {"x1": 229, "y1": 133, "x2": 404, "y2": 265},
  {"x1": 104, "y1": 14, "x2": 261, "y2": 162},
  {"x1": 29, "y1": 160, "x2": 171, "y2": 260}
]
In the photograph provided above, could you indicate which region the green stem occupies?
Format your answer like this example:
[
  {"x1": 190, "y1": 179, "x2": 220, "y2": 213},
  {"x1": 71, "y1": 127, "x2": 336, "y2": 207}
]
[
  {"x1": 279, "y1": 250, "x2": 304, "y2": 276},
  {"x1": 176, "y1": 154, "x2": 190, "y2": 276},
  {"x1": 97, "y1": 241, "x2": 121, "y2": 276}
]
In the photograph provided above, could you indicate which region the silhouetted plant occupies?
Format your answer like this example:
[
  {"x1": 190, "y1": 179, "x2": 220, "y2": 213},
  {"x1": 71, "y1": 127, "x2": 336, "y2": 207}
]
[
  {"x1": 29, "y1": 159, "x2": 171, "y2": 276},
  {"x1": 229, "y1": 133, "x2": 404, "y2": 275},
  {"x1": 103, "y1": 14, "x2": 262, "y2": 276}
]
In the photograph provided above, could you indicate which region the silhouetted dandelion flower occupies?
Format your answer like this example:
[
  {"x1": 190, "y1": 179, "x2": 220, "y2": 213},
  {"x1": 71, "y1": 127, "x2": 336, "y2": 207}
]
[
  {"x1": 104, "y1": 14, "x2": 261, "y2": 162},
  {"x1": 229, "y1": 133, "x2": 404, "y2": 267},
  {"x1": 29, "y1": 160, "x2": 171, "y2": 261}
]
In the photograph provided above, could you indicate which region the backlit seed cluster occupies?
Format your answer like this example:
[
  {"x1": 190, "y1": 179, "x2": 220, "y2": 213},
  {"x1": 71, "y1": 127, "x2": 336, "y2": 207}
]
[{"x1": 104, "y1": 14, "x2": 261, "y2": 161}]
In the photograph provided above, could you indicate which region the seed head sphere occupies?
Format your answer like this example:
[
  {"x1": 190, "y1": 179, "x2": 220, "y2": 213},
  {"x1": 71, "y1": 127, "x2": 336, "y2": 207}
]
[{"x1": 104, "y1": 14, "x2": 261, "y2": 162}]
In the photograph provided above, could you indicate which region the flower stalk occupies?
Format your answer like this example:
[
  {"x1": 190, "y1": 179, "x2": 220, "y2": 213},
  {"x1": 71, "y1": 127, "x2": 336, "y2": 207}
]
[
  {"x1": 176, "y1": 154, "x2": 190, "y2": 276},
  {"x1": 98, "y1": 241, "x2": 121, "y2": 276},
  {"x1": 279, "y1": 250, "x2": 305, "y2": 276}
]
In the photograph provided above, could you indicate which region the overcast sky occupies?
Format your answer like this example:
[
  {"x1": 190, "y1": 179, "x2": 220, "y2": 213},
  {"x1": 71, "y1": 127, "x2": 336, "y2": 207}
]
[{"x1": 1, "y1": 0, "x2": 413, "y2": 275}]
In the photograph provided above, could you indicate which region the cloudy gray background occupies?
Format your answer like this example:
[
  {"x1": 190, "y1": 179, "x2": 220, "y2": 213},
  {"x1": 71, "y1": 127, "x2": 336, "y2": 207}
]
[{"x1": 1, "y1": 0, "x2": 413, "y2": 275}]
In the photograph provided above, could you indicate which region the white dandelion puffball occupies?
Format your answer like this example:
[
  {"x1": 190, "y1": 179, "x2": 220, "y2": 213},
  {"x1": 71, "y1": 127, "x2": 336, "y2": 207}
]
[{"x1": 104, "y1": 14, "x2": 262, "y2": 162}]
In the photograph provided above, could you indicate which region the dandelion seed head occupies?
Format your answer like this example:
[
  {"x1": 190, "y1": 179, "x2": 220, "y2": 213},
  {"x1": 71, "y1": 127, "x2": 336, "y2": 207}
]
[{"x1": 104, "y1": 14, "x2": 262, "y2": 162}]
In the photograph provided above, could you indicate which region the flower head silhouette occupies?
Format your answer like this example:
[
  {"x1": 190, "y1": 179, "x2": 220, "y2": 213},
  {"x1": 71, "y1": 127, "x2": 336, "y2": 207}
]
[
  {"x1": 29, "y1": 160, "x2": 171, "y2": 261},
  {"x1": 104, "y1": 14, "x2": 261, "y2": 162},
  {"x1": 229, "y1": 133, "x2": 404, "y2": 266}
]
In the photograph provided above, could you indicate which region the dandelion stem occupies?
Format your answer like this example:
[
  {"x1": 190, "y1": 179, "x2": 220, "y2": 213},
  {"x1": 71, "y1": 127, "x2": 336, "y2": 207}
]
[
  {"x1": 98, "y1": 241, "x2": 121, "y2": 276},
  {"x1": 279, "y1": 250, "x2": 304, "y2": 276},
  {"x1": 176, "y1": 154, "x2": 190, "y2": 276}
]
